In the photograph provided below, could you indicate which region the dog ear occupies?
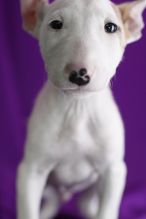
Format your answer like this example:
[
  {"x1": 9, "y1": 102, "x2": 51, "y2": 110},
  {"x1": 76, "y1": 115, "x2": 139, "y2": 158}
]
[
  {"x1": 20, "y1": 0, "x2": 48, "y2": 36},
  {"x1": 118, "y1": 0, "x2": 146, "y2": 44}
]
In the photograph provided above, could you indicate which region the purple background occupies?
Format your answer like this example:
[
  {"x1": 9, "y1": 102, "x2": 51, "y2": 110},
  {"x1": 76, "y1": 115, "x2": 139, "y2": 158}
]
[{"x1": 0, "y1": 0, "x2": 146, "y2": 219}]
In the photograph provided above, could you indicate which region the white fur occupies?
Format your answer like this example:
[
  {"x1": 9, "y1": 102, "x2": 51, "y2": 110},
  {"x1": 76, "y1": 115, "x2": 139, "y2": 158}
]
[{"x1": 17, "y1": 0, "x2": 146, "y2": 219}]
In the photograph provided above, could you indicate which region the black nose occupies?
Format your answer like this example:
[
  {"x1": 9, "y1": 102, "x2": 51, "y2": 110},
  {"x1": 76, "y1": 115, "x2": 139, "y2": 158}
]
[{"x1": 69, "y1": 68, "x2": 90, "y2": 86}]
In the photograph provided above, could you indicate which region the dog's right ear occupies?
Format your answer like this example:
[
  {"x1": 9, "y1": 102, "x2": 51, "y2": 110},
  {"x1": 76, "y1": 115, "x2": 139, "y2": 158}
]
[{"x1": 20, "y1": 0, "x2": 48, "y2": 36}]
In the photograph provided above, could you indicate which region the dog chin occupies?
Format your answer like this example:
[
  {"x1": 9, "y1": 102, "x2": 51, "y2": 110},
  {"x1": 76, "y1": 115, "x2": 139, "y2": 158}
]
[
  {"x1": 61, "y1": 87, "x2": 104, "y2": 98},
  {"x1": 61, "y1": 83, "x2": 108, "y2": 93}
]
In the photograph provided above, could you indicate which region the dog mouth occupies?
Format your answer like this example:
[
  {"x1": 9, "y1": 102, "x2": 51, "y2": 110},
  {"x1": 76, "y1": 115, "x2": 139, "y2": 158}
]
[
  {"x1": 49, "y1": 75, "x2": 104, "y2": 94},
  {"x1": 62, "y1": 87, "x2": 99, "y2": 94}
]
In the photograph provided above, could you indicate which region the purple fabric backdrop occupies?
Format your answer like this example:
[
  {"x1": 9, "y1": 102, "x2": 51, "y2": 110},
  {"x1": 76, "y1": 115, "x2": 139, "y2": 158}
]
[{"x1": 0, "y1": 0, "x2": 146, "y2": 219}]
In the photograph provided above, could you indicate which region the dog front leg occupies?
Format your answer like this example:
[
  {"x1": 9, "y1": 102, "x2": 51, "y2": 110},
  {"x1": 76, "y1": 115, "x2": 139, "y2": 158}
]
[
  {"x1": 97, "y1": 161, "x2": 127, "y2": 219},
  {"x1": 17, "y1": 161, "x2": 54, "y2": 219}
]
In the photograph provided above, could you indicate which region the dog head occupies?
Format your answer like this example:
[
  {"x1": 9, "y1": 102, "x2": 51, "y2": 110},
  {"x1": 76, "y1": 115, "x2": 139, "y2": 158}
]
[{"x1": 21, "y1": 0, "x2": 146, "y2": 93}]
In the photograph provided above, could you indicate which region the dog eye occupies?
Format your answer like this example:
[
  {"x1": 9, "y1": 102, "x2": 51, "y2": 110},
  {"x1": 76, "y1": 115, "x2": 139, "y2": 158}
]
[
  {"x1": 49, "y1": 20, "x2": 63, "y2": 30},
  {"x1": 104, "y1": 22, "x2": 118, "y2": 33}
]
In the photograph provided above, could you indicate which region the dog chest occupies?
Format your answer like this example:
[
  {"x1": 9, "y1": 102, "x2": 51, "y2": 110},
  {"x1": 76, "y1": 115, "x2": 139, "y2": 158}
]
[
  {"x1": 28, "y1": 86, "x2": 124, "y2": 174},
  {"x1": 47, "y1": 156, "x2": 100, "y2": 200},
  {"x1": 52, "y1": 157, "x2": 98, "y2": 186}
]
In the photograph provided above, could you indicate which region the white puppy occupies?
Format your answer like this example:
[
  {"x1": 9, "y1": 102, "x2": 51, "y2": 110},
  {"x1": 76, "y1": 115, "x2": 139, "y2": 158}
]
[{"x1": 17, "y1": 0, "x2": 146, "y2": 219}]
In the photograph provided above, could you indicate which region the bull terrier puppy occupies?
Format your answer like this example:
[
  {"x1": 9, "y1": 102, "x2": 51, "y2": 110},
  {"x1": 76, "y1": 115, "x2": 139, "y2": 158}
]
[{"x1": 17, "y1": 0, "x2": 146, "y2": 219}]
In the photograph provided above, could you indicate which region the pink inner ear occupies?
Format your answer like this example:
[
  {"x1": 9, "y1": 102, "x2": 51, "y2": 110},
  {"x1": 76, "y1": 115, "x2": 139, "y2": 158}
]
[
  {"x1": 23, "y1": 0, "x2": 41, "y2": 31},
  {"x1": 128, "y1": 15, "x2": 144, "y2": 33},
  {"x1": 23, "y1": 9, "x2": 37, "y2": 31},
  {"x1": 128, "y1": 17, "x2": 139, "y2": 32}
]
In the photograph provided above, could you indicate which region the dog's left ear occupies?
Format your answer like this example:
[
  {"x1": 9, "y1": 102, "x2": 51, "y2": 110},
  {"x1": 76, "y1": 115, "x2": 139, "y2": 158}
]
[{"x1": 118, "y1": 0, "x2": 146, "y2": 44}]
